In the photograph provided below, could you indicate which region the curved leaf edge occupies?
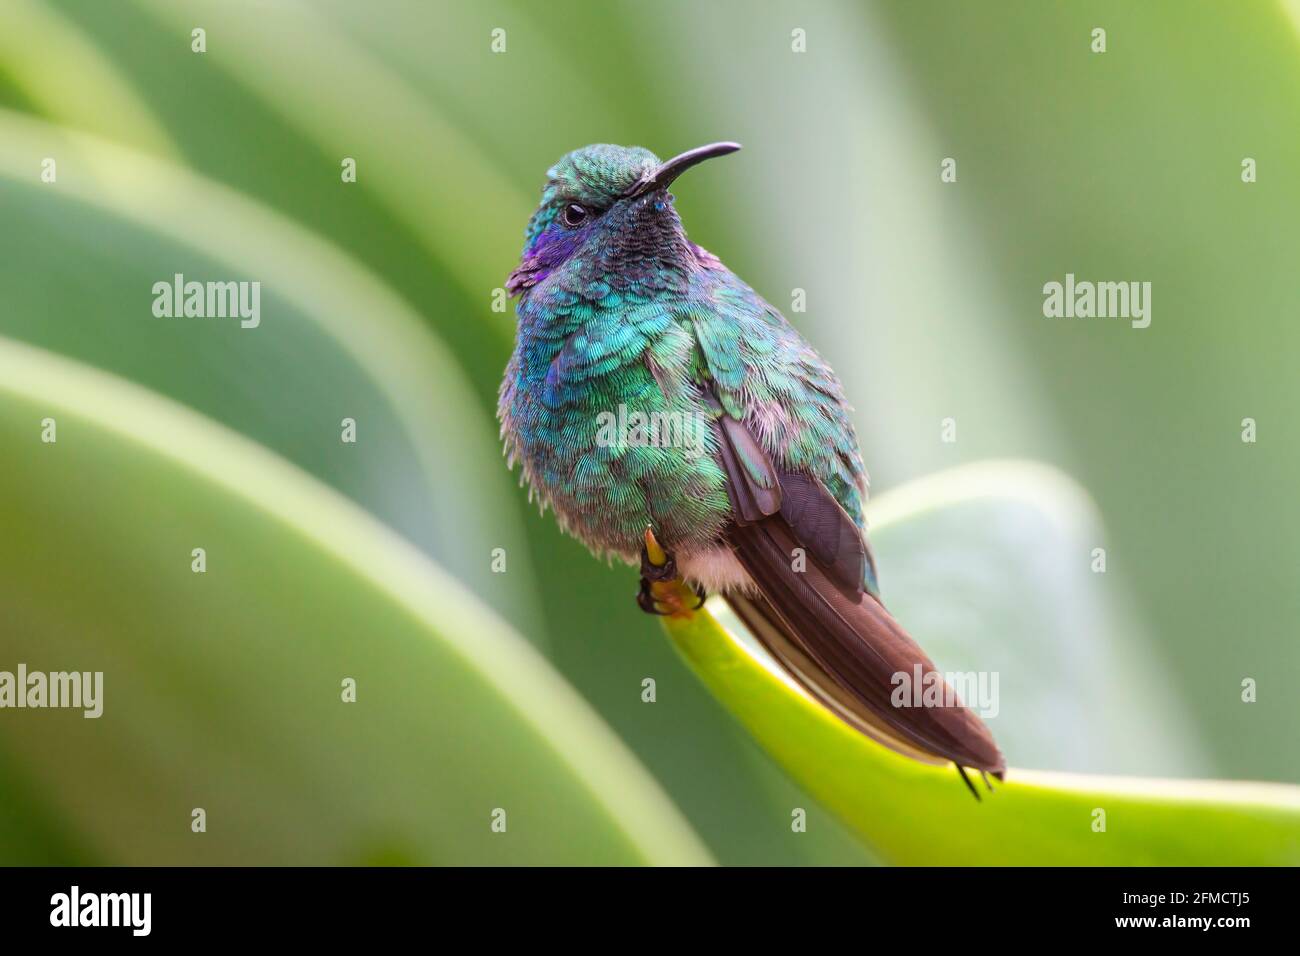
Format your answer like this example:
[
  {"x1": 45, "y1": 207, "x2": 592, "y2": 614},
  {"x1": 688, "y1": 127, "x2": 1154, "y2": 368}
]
[{"x1": 0, "y1": 333, "x2": 714, "y2": 867}]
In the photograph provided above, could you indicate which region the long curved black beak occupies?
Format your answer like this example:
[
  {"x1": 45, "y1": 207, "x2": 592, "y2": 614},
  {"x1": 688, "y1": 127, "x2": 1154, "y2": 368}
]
[{"x1": 622, "y1": 142, "x2": 741, "y2": 198}]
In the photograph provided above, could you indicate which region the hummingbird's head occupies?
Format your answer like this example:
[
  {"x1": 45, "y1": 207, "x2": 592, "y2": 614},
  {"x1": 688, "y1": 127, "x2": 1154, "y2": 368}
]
[{"x1": 507, "y1": 142, "x2": 740, "y2": 299}]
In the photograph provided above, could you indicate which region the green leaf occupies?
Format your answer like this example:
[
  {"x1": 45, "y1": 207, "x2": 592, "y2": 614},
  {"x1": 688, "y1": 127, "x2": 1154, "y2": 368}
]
[
  {"x1": 664, "y1": 463, "x2": 1300, "y2": 865},
  {"x1": 0, "y1": 336, "x2": 712, "y2": 866},
  {"x1": 0, "y1": 106, "x2": 547, "y2": 639},
  {"x1": 134, "y1": 0, "x2": 534, "y2": 335},
  {"x1": 0, "y1": 0, "x2": 178, "y2": 156}
]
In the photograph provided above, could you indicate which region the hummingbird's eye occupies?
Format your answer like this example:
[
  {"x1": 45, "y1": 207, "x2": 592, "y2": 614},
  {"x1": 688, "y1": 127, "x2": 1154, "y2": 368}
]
[{"x1": 560, "y1": 203, "x2": 589, "y2": 228}]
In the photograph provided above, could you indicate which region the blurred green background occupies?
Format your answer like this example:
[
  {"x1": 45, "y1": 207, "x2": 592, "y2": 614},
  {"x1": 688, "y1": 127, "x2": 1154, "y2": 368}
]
[{"x1": 0, "y1": 0, "x2": 1296, "y2": 865}]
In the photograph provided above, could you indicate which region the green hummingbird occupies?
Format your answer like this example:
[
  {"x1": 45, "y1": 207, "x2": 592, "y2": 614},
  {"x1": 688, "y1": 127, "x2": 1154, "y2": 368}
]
[{"x1": 499, "y1": 142, "x2": 1004, "y2": 791}]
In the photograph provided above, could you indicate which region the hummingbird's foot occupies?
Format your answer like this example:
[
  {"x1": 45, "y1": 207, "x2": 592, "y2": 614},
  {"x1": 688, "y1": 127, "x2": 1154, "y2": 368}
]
[
  {"x1": 637, "y1": 527, "x2": 705, "y2": 619},
  {"x1": 636, "y1": 578, "x2": 670, "y2": 616}
]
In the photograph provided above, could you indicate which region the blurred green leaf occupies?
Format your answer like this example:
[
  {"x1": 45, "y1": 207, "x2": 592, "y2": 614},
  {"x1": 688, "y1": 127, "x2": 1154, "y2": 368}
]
[
  {"x1": 1, "y1": 0, "x2": 177, "y2": 155},
  {"x1": 0, "y1": 336, "x2": 711, "y2": 865},
  {"x1": 871, "y1": 0, "x2": 1300, "y2": 781},
  {"x1": 136, "y1": 0, "x2": 532, "y2": 337},
  {"x1": 0, "y1": 107, "x2": 546, "y2": 638}
]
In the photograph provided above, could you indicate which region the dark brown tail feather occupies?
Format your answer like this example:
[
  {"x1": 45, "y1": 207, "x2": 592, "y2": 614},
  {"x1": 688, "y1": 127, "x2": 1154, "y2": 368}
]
[{"x1": 726, "y1": 518, "x2": 1005, "y2": 777}]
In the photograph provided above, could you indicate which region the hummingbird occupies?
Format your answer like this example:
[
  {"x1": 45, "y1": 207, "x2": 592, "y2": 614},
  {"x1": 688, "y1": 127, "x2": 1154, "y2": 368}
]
[{"x1": 499, "y1": 142, "x2": 1005, "y2": 793}]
